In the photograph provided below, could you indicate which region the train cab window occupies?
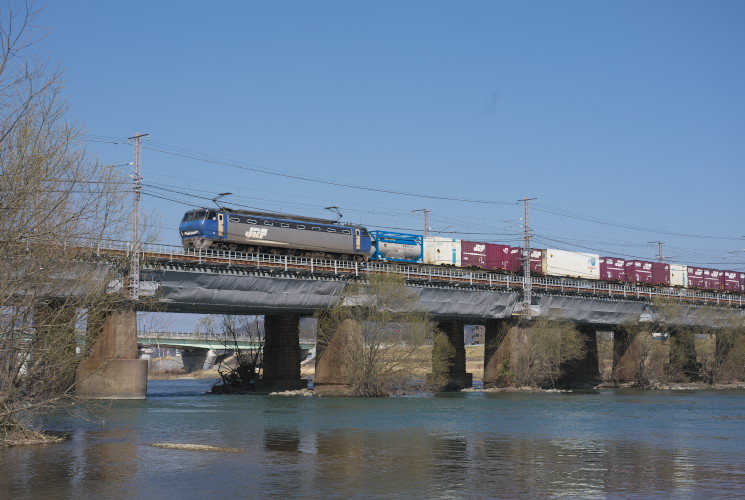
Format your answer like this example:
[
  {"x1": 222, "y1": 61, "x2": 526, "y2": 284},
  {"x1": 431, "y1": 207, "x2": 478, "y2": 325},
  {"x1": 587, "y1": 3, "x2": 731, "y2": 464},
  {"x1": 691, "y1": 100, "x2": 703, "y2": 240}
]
[
  {"x1": 183, "y1": 210, "x2": 207, "y2": 221},
  {"x1": 297, "y1": 225, "x2": 305, "y2": 229},
  {"x1": 208, "y1": 211, "x2": 217, "y2": 220}
]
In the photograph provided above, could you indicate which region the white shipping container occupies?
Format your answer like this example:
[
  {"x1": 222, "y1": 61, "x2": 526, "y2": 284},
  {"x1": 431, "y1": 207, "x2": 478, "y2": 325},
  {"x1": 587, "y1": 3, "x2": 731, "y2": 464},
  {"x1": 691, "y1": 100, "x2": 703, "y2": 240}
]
[
  {"x1": 543, "y1": 249, "x2": 600, "y2": 280},
  {"x1": 424, "y1": 237, "x2": 461, "y2": 266},
  {"x1": 669, "y1": 264, "x2": 688, "y2": 287}
]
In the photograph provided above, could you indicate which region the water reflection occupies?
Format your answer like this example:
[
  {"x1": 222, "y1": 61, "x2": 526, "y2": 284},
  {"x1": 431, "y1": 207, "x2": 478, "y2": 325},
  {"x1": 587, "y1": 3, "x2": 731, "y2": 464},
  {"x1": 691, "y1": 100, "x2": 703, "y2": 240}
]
[
  {"x1": 264, "y1": 429, "x2": 302, "y2": 453},
  {"x1": 2, "y1": 385, "x2": 745, "y2": 498}
]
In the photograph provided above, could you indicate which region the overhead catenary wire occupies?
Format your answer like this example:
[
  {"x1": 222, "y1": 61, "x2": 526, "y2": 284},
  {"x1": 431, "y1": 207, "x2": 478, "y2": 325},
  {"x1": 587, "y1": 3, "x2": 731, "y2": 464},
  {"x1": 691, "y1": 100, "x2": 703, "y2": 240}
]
[
  {"x1": 534, "y1": 203, "x2": 743, "y2": 241},
  {"x1": 82, "y1": 134, "x2": 740, "y2": 242},
  {"x1": 78, "y1": 133, "x2": 745, "y2": 269},
  {"x1": 140, "y1": 141, "x2": 518, "y2": 206}
]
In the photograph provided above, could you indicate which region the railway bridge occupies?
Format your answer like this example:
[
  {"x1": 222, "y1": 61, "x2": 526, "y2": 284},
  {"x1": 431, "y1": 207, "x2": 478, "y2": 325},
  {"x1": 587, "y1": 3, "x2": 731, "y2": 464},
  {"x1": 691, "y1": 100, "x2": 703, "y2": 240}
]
[{"x1": 78, "y1": 242, "x2": 745, "y2": 398}]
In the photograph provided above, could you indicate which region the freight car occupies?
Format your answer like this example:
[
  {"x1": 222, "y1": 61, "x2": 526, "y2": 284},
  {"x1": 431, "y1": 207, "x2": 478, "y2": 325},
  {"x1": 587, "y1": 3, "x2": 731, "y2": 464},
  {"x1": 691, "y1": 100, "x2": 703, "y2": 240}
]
[
  {"x1": 369, "y1": 231, "x2": 423, "y2": 263},
  {"x1": 179, "y1": 208, "x2": 745, "y2": 294},
  {"x1": 179, "y1": 208, "x2": 372, "y2": 261}
]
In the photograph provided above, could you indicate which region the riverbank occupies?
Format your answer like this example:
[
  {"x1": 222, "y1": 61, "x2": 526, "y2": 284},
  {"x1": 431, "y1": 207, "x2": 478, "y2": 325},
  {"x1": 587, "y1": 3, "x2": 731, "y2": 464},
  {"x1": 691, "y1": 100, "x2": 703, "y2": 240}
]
[
  {"x1": 146, "y1": 345, "x2": 487, "y2": 381},
  {"x1": 145, "y1": 347, "x2": 745, "y2": 392}
]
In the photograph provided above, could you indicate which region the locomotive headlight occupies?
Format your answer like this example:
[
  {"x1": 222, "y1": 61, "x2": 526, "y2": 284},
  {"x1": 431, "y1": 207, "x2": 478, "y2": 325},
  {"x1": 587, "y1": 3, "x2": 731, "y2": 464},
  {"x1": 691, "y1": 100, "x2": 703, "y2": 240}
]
[{"x1": 181, "y1": 230, "x2": 199, "y2": 236}]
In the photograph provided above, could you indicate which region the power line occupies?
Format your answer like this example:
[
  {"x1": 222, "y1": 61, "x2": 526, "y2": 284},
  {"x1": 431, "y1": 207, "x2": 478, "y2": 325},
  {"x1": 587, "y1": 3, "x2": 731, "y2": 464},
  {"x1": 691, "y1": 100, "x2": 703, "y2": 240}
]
[
  {"x1": 534, "y1": 203, "x2": 743, "y2": 241},
  {"x1": 140, "y1": 141, "x2": 518, "y2": 206}
]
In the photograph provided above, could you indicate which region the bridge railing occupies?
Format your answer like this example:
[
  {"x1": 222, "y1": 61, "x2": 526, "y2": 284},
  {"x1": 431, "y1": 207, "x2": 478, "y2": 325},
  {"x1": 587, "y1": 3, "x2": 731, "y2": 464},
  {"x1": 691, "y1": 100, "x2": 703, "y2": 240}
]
[{"x1": 90, "y1": 240, "x2": 745, "y2": 307}]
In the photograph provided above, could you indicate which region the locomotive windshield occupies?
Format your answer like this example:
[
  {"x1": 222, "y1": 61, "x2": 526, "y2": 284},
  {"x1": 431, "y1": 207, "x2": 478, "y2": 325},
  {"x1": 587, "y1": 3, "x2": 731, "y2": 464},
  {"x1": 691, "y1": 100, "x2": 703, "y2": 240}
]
[{"x1": 182, "y1": 210, "x2": 217, "y2": 222}]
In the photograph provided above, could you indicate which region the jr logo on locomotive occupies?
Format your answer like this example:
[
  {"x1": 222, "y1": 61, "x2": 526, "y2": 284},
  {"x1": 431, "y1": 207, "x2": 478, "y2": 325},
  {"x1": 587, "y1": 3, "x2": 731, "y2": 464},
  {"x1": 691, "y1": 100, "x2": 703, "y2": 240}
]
[{"x1": 245, "y1": 227, "x2": 268, "y2": 239}]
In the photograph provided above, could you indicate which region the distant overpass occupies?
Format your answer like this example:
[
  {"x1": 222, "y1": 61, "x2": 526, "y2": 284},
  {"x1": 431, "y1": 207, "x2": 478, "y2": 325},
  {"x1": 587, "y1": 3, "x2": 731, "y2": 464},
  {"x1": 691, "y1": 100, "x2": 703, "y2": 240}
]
[{"x1": 138, "y1": 331, "x2": 315, "y2": 351}]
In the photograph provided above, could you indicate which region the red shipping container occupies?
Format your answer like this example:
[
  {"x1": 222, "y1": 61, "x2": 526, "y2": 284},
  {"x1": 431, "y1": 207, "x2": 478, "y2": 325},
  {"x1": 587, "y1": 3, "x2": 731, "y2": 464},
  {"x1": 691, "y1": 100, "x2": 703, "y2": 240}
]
[
  {"x1": 625, "y1": 260, "x2": 654, "y2": 284},
  {"x1": 491, "y1": 244, "x2": 512, "y2": 271},
  {"x1": 529, "y1": 249, "x2": 544, "y2": 275},
  {"x1": 688, "y1": 267, "x2": 721, "y2": 290},
  {"x1": 720, "y1": 270, "x2": 743, "y2": 292},
  {"x1": 461, "y1": 241, "x2": 490, "y2": 268},
  {"x1": 507, "y1": 247, "x2": 522, "y2": 273},
  {"x1": 651, "y1": 262, "x2": 670, "y2": 286},
  {"x1": 688, "y1": 266, "x2": 707, "y2": 289},
  {"x1": 600, "y1": 257, "x2": 626, "y2": 282},
  {"x1": 461, "y1": 242, "x2": 514, "y2": 271},
  {"x1": 707, "y1": 269, "x2": 723, "y2": 290}
]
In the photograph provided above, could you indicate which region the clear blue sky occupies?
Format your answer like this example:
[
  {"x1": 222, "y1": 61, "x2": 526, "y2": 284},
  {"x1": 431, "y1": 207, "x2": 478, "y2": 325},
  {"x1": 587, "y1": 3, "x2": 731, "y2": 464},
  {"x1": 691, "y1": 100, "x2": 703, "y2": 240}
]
[{"x1": 37, "y1": 1, "x2": 745, "y2": 270}]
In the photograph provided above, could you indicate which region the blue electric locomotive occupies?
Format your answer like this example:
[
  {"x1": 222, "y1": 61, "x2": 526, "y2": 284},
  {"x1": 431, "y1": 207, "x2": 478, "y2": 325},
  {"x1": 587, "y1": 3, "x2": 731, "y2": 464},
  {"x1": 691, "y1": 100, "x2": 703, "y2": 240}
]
[{"x1": 179, "y1": 208, "x2": 372, "y2": 261}]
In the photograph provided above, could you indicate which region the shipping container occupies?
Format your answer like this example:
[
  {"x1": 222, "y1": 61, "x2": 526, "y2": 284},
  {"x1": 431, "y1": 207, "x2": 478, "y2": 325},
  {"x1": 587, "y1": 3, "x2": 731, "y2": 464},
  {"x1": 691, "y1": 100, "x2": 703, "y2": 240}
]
[
  {"x1": 687, "y1": 266, "x2": 707, "y2": 289},
  {"x1": 369, "y1": 231, "x2": 423, "y2": 263},
  {"x1": 461, "y1": 241, "x2": 507, "y2": 270},
  {"x1": 651, "y1": 262, "x2": 671, "y2": 286},
  {"x1": 599, "y1": 257, "x2": 626, "y2": 282},
  {"x1": 529, "y1": 248, "x2": 545, "y2": 275},
  {"x1": 491, "y1": 244, "x2": 513, "y2": 270},
  {"x1": 708, "y1": 269, "x2": 723, "y2": 290},
  {"x1": 625, "y1": 260, "x2": 654, "y2": 284},
  {"x1": 543, "y1": 249, "x2": 600, "y2": 280},
  {"x1": 720, "y1": 270, "x2": 744, "y2": 292},
  {"x1": 669, "y1": 264, "x2": 688, "y2": 287},
  {"x1": 507, "y1": 247, "x2": 523, "y2": 273},
  {"x1": 424, "y1": 237, "x2": 461, "y2": 266},
  {"x1": 688, "y1": 266, "x2": 721, "y2": 290},
  {"x1": 461, "y1": 240, "x2": 488, "y2": 268},
  {"x1": 735, "y1": 271, "x2": 744, "y2": 292}
]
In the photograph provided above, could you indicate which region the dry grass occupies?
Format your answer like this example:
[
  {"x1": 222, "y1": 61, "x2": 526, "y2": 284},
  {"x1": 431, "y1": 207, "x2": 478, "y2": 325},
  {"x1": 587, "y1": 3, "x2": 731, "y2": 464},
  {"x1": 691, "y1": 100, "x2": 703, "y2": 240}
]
[
  {"x1": 1, "y1": 429, "x2": 66, "y2": 447},
  {"x1": 151, "y1": 345, "x2": 487, "y2": 383},
  {"x1": 301, "y1": 345, "x2": 485, "y2": 381}
]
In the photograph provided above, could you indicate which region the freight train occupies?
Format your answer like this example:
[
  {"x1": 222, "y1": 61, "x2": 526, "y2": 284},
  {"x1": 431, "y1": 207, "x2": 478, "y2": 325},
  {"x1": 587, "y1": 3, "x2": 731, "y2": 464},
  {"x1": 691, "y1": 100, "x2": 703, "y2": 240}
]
[
  {"x1": 179, "y1": 208, "x2": 372, "y2": 261},
  {"x1": 179, "y1": 208, "x2": 745, "y2": 293}
]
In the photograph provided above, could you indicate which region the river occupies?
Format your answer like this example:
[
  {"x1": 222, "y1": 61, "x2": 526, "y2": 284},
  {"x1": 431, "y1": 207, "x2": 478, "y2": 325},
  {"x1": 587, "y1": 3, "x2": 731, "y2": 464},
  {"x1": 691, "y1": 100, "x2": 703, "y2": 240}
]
[{"x1": 2, "y1": 380, "x2": 745, "y2": 499}]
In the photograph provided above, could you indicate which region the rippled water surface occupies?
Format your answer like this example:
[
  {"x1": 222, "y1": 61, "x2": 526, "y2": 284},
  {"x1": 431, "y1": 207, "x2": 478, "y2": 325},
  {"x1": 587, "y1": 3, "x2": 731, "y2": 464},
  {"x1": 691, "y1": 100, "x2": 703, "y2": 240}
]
[{"x1": 2, "y1": 381, "x2": 745, "y2": 499}]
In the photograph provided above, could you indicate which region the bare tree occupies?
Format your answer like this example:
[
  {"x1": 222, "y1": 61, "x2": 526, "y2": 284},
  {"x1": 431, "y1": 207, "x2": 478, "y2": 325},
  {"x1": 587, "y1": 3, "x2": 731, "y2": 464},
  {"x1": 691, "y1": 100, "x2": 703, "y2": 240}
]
[
  {"x1": 427, "y1": 330, "x2": 455, "y2": 392},
  {"x1": 676, "y1": 307, "x2": 745, "y2": 385},
  {"x1": 0, "y1": 2, "x2": 133, "y2": 445},
  {"x1": 508, "y1": 317, "x2": 586, "y2": 388},
  {"x1": 315, "y1": 274, "x2": 437, "y2": 396},
  {"x1": 624, "y1": 299, "x2": 745, "y2": 387},
  {"x1": 212, "y1": 315, "x2": 265, "y2": 393},
  {"x1": 613, "y1": 326, "x2": 668, "y2": 388}
]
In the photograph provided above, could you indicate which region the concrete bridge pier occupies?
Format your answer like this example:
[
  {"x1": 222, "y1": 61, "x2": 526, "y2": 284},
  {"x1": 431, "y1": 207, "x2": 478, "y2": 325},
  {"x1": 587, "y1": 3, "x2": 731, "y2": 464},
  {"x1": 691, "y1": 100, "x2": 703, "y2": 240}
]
[
  {"x1": 76, "y1": 306, "x2": 148, "y2": 399},
  {"x1": 612, "y1": 329, "x2": 670, "y2": 384},
  {"x1": 595, "y1": 329, "x2": 615, "y2": 382},
  {"x1": 180, "y1": 348, "x2": 217, "y2": 372},
  {"x1": 482, "y1": 318, "x2": 513, "y2": 388},
  {"x1": 260, "y1": 313, "x2": 307, "y2": 391},
  {"x1": 436, "y1": 319, "x2": 472, "y2": 390},
  {"x1": 313, "y1": 318, "x2": 359, "y2": 394}
]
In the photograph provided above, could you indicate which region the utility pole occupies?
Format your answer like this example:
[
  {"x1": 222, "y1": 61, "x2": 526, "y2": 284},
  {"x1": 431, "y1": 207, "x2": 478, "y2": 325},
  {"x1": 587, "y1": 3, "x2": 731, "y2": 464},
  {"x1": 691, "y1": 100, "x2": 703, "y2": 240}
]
[
  {"x1": 656, "y1": 241, "x2": 665, "y2": 262},
  {"x1": 129, "y1": 133, "x2": 149, "y2": 301},
  {"x1": 412, "y1": 209, "x2": 431, "y2": 237},
  {"x1": 520, "y1": 197, "x2": 537, "y2": 315}
]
